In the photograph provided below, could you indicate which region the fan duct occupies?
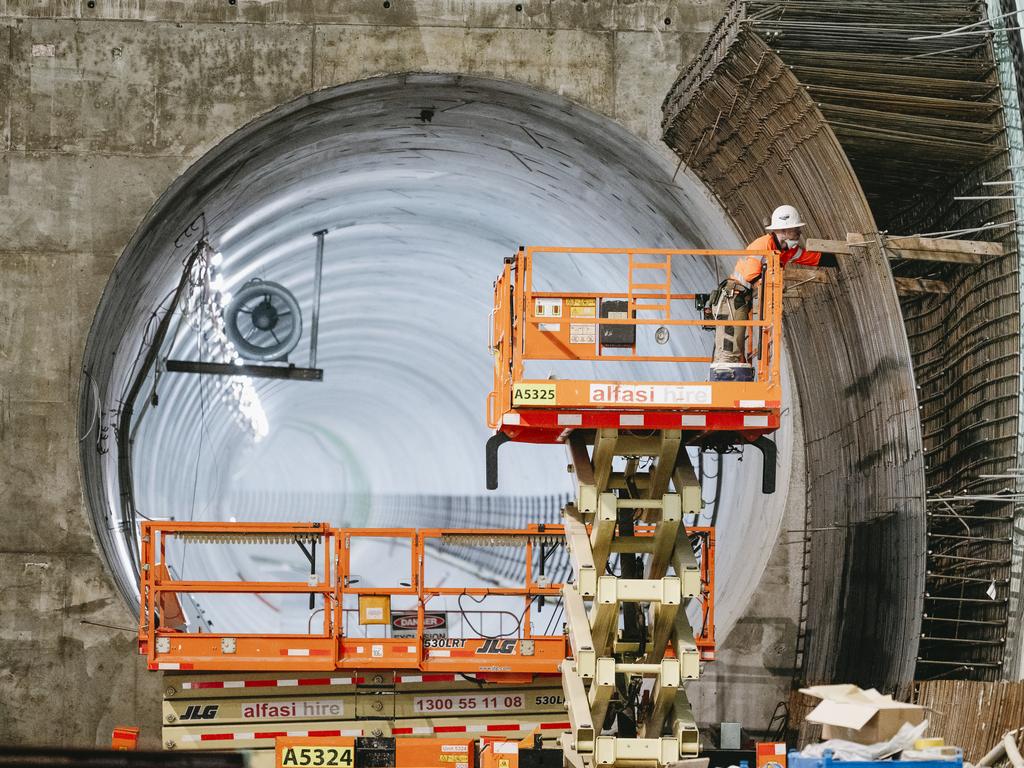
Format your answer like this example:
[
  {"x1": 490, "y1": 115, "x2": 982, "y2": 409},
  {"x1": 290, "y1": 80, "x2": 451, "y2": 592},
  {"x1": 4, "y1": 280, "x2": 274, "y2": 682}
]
[{"x1": 224, "y1": 279, "x2": 303, "y2": 362}]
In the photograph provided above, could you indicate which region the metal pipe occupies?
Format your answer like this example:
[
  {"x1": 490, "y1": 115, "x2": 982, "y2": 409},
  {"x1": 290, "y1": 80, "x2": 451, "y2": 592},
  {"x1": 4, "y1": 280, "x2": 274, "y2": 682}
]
[
  {"x1": 1005, "y1": 730, "x2": 1024, "y2": 768},
  {"x1": 615, "y1": 663, "x2": 662, "y2": 674},
  {"x1": 310, "y1": 229, "x2": 327, "y2": 368},
  {"x1": 979, "y1": 728, "x2": 1022, "y2": 768}
]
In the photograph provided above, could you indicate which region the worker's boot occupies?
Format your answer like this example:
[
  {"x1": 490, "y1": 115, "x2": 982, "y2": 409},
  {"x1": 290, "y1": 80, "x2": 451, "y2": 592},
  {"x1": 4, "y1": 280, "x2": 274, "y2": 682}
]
[{"x1": 710, "y1": 362, "x2": 754, "y2": 382}]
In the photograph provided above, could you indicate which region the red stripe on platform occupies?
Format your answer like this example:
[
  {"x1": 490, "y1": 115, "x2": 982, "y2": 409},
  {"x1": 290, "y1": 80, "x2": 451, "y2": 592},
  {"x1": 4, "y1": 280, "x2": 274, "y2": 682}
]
[
  {"x1": 297, "y1": 678, "x2": 332, "y2": 686},
  {"x1": 486, "y1": 724, "x2": 521, "y2": 732},
  {"x1": 254, "y1": 731, "x2": 288, "y2": 739},
  {"x1": 244, "y1": 679, "x2": 277, "y2": 687},
  {"x1": 434, "y1": 726, "x2": 467, "y2": 733},
  {"x1": 307, "y1": 730, "x2": 343, "y2": 737},
  {"x1": 540, "y1": 722, "x2": 572, "y2": 730},
  {"x1": 200, "y1": 734, "x2": 233, "y2": 742},
  {"x1": 392, "y1": 728, "x2": 414, "y2": 735}
]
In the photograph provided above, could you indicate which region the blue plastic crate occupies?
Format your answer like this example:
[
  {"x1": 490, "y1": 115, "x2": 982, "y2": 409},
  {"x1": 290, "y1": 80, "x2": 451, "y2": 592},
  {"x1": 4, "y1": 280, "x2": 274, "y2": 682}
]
[{"x1": 788, "y1": 750, "x2": 963, "y2": 768}]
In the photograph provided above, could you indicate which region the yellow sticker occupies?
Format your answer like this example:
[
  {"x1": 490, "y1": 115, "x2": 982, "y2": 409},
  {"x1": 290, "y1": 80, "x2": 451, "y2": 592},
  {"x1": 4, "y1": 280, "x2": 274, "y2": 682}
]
[
  {"x1": 567, "y1": 297, "x2": 596, "y2": 318},
  {"x1": 512, "y1": 383, "x2": 557, "y2": 406},
  {"x1": 279, "y1": 745, "x2": 353, "y2": 767}
]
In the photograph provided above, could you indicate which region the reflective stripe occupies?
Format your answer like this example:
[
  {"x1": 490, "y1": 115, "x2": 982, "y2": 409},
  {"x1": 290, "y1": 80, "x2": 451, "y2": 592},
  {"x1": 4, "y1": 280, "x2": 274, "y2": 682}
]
[
  {"x1": 180, "y1": 675, "x2": 361, "y2": 690},
  {"x1": 392, "y1": 721, "x2": 569, "y2": 737},
  {"x1": 395, "y1": 673, "x2": 459, "y2": 683},
  {"x1": 182, "y1": 727, "x2": 361, "y2": 743}
]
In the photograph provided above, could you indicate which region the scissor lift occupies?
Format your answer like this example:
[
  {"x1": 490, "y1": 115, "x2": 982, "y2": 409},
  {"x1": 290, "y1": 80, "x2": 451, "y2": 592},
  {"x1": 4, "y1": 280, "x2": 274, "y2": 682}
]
[
  {"x1": 138, "y1": 521, "x2": 715, "y2": 764},
  {"x1": 485, "y1": 246, "x2": 783, "y2": 767}
]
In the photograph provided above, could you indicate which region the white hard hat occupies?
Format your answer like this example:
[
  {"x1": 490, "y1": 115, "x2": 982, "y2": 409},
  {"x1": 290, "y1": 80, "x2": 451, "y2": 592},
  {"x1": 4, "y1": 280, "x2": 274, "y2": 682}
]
[{"x1": 765, "y1": 204, "x2": 806, "y2": 231}]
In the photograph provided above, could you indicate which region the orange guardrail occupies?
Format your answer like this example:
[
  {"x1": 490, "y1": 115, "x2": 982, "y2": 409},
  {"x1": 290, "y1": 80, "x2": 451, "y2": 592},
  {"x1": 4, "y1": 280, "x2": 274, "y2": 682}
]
[
  {"x1": 487, "y1": 246, "x2": 782, "y2": 437},
  {"x1": 138, "y1": 522, "x2": 716, "y2": 671}
]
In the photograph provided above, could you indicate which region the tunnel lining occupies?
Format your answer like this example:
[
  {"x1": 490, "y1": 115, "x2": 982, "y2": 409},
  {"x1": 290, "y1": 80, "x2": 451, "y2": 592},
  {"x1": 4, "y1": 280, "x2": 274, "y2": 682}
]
[
  {"x1": 79, "y1": 74, "x2": 790, "y2": 651},
  {"x1": 663, "y1": 8, "x2": 928, "y2": 691}
]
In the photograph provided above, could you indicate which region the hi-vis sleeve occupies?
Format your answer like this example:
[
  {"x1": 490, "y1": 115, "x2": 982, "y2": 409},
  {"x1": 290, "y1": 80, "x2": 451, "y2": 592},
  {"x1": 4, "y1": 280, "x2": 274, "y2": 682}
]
[
  {"x1": 730, "y1": 233, "x2": 773, "y2": 288},
  {"x1": 729, "y1": 255, "x2": 764, "y2": 288},
  {"x1": 789, "y1": 248, "x2": 824, "y2": 266}
]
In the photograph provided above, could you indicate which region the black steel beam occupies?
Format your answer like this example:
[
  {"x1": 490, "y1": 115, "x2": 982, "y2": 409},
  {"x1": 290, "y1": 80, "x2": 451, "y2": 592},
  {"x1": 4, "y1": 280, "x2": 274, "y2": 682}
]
[{"x1": 165, "y1": 359, "x2": 323, "y2": 382}]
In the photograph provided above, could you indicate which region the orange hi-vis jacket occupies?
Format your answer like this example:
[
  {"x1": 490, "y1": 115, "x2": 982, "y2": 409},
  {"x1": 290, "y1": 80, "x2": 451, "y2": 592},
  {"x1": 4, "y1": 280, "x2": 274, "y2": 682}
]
[{"x1": 729, "y1": 233, "x2": 825, "y2": 288}]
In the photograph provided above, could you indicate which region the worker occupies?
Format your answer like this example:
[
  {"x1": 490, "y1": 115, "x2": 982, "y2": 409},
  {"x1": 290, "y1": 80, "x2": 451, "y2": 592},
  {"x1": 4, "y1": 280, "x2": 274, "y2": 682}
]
[{"x1": 710, "y1": 204, "x2": 837, "y2": 382}]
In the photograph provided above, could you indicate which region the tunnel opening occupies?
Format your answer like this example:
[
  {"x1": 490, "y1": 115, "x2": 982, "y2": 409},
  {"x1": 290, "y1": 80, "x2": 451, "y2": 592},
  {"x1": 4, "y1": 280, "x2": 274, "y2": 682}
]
[{"x1": 79, "y1": 74, "x2": 795, "y2": 690}]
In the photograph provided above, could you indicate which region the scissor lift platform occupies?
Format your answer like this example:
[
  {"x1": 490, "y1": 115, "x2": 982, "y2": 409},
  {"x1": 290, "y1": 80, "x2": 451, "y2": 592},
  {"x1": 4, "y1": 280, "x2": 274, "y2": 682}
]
[
  {"x1": 138, "y1": 521, "x2": 716, "y2": 766},
  {"x1": 486, "y1": 246, "x2": 783, "y2": 493}
]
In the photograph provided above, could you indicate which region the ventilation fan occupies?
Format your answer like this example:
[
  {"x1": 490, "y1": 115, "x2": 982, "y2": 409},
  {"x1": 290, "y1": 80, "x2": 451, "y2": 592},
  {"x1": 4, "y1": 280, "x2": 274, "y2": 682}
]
[{"x1": 223, "y1": 279, "x2": 303, "y2": 362}]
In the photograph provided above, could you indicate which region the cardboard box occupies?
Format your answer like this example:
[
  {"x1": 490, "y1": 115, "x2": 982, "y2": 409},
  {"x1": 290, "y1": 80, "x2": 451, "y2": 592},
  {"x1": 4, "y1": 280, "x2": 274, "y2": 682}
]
[{"x1": 799, "y1": 685, "x2": 925, "y2": 745}]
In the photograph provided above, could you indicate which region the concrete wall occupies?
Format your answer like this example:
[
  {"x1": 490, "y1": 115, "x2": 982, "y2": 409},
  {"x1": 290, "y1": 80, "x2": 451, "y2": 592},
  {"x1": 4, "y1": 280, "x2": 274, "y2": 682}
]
[{"x1": 0, "y1": 0, "x2": 724, "y2": 748}]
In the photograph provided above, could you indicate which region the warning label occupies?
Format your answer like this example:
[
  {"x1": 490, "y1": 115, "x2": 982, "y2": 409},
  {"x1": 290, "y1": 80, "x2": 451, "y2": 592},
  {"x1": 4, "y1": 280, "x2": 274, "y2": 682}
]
[
  {"x1": 570, "y1": 323, "x2": 596, "y2": 344},
  {"x1": 567, "y1": 297, "x2": 596, "y2": 317}
]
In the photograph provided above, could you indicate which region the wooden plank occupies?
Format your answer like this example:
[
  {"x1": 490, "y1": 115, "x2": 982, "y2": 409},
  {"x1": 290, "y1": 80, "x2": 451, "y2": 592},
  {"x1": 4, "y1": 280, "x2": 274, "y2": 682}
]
[
  {"x1": 886, "y1": 247, "x2": 982, "y2": 264},
  {"x1": 806, "y1": 238, "x2": 852, "y2": 255},
  {"x1": 893, "y1": 276, "x2": 950, "y2": 295},
  {"x1": 913, "y1": 680, "x2": 1024, "y2": 761},
  {"x1": 887, "y1": 235, "x2": 1002, "y2": 257},
  {"x1": 785, "y1": 267, "x2": 829, "y2": 285},
  {"x1": 806, "y1": 235, "x2": 999, "y2": 264}
]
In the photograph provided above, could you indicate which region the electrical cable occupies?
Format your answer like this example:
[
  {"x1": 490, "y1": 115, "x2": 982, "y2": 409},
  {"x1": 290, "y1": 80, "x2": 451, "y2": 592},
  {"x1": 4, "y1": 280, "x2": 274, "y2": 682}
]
[
  {"x1": 180, "y1": 281, "x2": 209, "y2": 577},
  {"x1": 116, "y1": 285, "x2": 181, "y2": 410},
  {"x1": 709, "y1": 449, "x2": 724, "y2": 527},
  {"x1": 457, "y1": 591, "x2": 538, "y2": 639},
  {"x1": 459, "y1": 674, "x2": 485, "y2": 688},
  {"x1": 541, "y1": 595, "x2": 564, "y2": 636}
]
